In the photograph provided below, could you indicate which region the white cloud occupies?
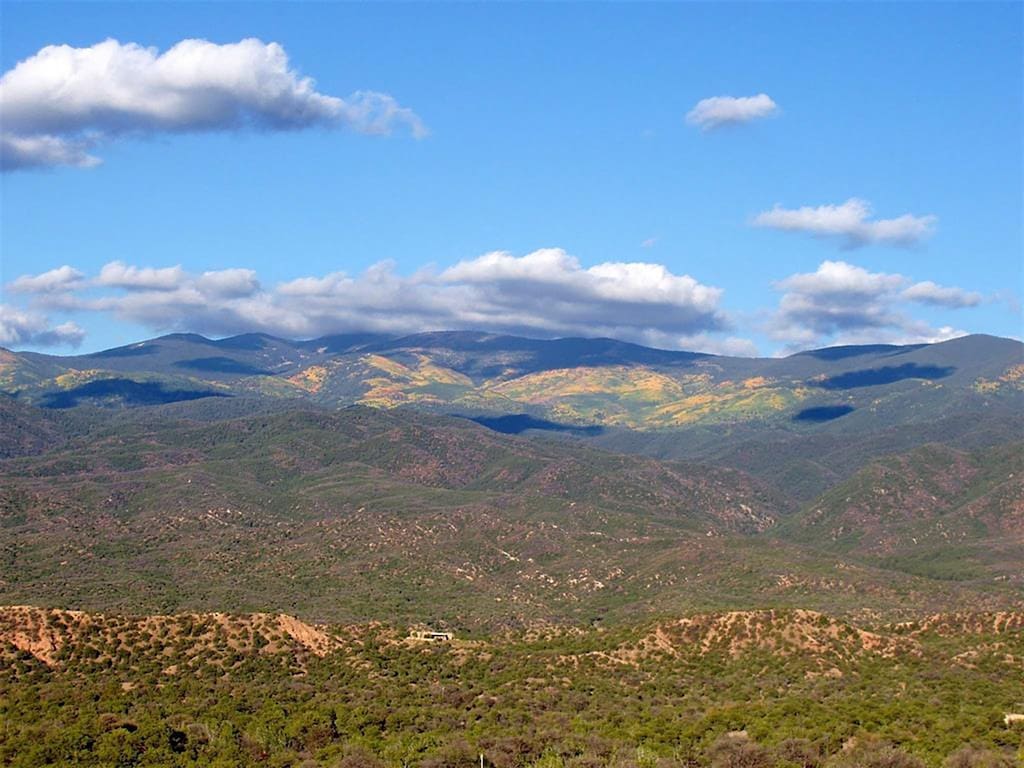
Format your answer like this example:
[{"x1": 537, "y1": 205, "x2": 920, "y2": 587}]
[
  {"x1": 195, "y1": 268, "x2": 261, "y2": 298},
  {"x1": 11, "y1": 254, "x2": 987, "y2": 356},
  {"x1": 767, "y1": 260, "x2": 980, "y2": 351},
  {"x1": 860, "y1": 324, "x2": 967, "y2": 346},
  {"x1": 649, "y1": 332, "x2": 759, "y2": 357},
  {"x1": 797, "y1": 321, "x2": 969, "y2": 351},
  {"x1": 0, "y1": 305, "x2": 84, "y2": 348},
  {"x1": 686, "y1": 93, "x2": 778, "y2": 131},
  {"x1": 0, "y1": 133, "x2": 100, "y2": 171},
  {"x1": 97, "y1": 262, "x2": 186, "y2": 291},
  {"x1": 902, "y1": 281, "x2": 982, "y2": 308},
  {"x1": 0, "y1": 38, "x2": 425, "y2": 171},
  {"x1": 339, "y1": 90, "x2": 428, "y2": 139},
  {"x1": 640, "y1": 237, "x2": 657, "y2": 248},
  {"x1": 775, "y1": 260, "x2": 905, "y2": 304},
  {"x1": 753, "y1": 198, "x2": 936, "y2": 248},
  {"x1": 17, "y1": 249, "x2": 729, "y2": 350},
  {"x1": 7, "y1": 265, "x2": 84, "y2": 294},
  {"x1": 439, "y1": 249, "x2": 724, "y2": 336}
]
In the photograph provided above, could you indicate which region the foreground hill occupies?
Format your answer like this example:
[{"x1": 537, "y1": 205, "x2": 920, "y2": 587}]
[
  {"x1": 2, "y1": 404, "x2": 1021, "y2": 628},
  {"x1": 2, "y1": 605, "x2": 1022, "y2": 767}
]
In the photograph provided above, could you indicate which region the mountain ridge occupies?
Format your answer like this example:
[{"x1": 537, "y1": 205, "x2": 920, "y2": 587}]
[
  {"x1": 9, "y1": 329, "x2": 1018, "y2": 367},
  {"x1": 4, "y1": 330, "x2": 1021, "y2": 506},
  {"x1": 3, "y1": 331, "x2": 1019, "y2": 426}
]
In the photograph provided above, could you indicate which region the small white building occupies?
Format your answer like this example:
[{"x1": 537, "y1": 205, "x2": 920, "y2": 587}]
[{"x1": 410, "y1": 629, "x2": 454, "y2": 642}]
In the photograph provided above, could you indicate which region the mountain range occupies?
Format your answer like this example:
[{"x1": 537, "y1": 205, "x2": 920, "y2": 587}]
[
  {"x1": 4, "y1": 330, "x2": 1022, "y2": 494},
  {"x1": 5, "y1": 332, "x2": 1021, "y2": 425},
  {"x1": 1, "y1": 331, "x2": 1022, "y2": 629}
]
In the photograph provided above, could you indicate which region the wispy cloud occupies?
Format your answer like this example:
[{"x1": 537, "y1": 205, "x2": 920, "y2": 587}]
[
  {"x1": 0, "y1": 38, "x2": 426, "y2": 171},
  {"x1": 686, "y1": 93, "x2": 778, "y2": 131},
  {"x1": 7, "y1": 265, "x2": 85, "y2": 294},
  {"x1": 901, "y1": 281, "x2": 982, "y2": 309},
  {"x1": 96, "y1": 262, "x2": 187, "y2": 291},
  {"x1": 753, "y1": 198, "x2": 936, "y2": 248},
  {"x1": 0, "y1": 134, "x2": 101, "y2": 171}
]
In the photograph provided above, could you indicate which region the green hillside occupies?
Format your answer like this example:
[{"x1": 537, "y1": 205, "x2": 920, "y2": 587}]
[
  {"x1": 781, "y1": 442, "x2": 1024, "y2": 582},
  {"x1": 2, "y1": 605, "x2": 1022, "y2": 768},
  {"x1": 2, "y1": 404, "x2": 1021, "y2": 629}
]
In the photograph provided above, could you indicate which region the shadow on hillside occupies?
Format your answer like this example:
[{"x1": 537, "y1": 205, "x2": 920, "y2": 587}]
[
  {"x1": 817, "y1": 363, "x2": 954, "y2": 390},
  {"x1": 211, "y1": 334, "x2": 272, "y2": 351},
  {"x1": 796, "y1": 344, "x2": 924, "y2": 361},
  {"x1": 173, "y1": 357, "x2": 271, "y2": 375},
  {"x1": 793, "y1": 404, "x2": 855, "y2": 422},
  {"x1": 40, "y1": 379, "x2": 232, "y2": 409},
  {"x1": 464, "y1": 413, "x2": 605, "y2": 436},
  {"x1": 90, "y1": 345, "x2": 159, "y2": 358}
]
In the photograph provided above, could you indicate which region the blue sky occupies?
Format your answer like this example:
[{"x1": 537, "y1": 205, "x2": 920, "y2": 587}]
[{"x1": 1, "y1": 1, "x2": 1021, "y2": 356}]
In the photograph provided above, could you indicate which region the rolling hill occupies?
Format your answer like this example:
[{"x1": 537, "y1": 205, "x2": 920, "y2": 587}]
[
  {"x1": 2, "y1": 403, "x2": 1021, "y2": 630},
  {"x1": 781, "y1": 442, "x2": 1024, "y2": 582}
]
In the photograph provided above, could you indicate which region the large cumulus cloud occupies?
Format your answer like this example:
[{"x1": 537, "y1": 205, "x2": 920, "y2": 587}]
[
  {"x1": 5, "y1": 253, "x2": 990, "y2": 355},
  {"x1": 7, "y1": 250, "x2": 732, "y2": 351},
  {"x1": 0, "y1": 38, "x2": 426, "y2": 171}
]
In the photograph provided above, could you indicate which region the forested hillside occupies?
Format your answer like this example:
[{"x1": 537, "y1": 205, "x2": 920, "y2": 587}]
[{"x1": 3, "y1": 605, "x2": 1022, "y2": 767}]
